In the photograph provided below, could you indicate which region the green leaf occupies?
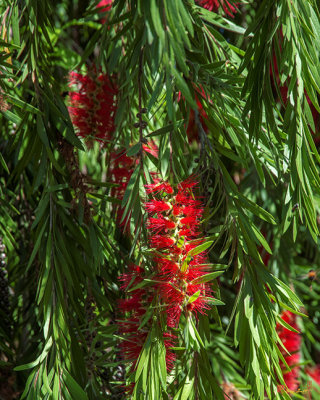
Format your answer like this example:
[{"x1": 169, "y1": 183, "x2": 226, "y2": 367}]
[
  {"x1": 0, "y1": 152, "x2": 9, "y2": 173},
  {"x1": 3, "y1": 109, "x2": 22, "y2": 125},
  {"x1": 150, "y1": 0, "x2": 165, "y2": 44},
  {"x1": 146, "y1": 120, "x2": 184, "y2": 138},
  {"x1": 11, "y1": 6, "x2": 20, "y2": 46},
  {"x1": 14, "y1": 337, "x2": 53, "y2": 371},
  {"x1": 206, "y1": 298, "x2": 225, "y2": 306},
  {"x1": 27, "y1": 217, "x2": 49, "y2": 271},
  {"x1": 171, "y1": 68, "x2": 197, "y2": 108},
  {"x1": 127, "y1": 142, "x2": 142, "y2": 156},
  {"x1": 188, "y1": 241, "x2": 213, "y2": 256},
  {"x1": 173, "y1": 376, "x2": 195, "y2": 400},
  {"x1": 62, "y1": 126, "x2": 85, "y2": 151},
  {"x1": 190, "y1": 270, "x2": 224, "y2": 284},
  {"x1": 187, "y1": 290, "x2": 201, "y2": 304},
  {"x1": 190, "y1": 317, "x2": 205, "y2": 347},
  {"x1": 135, "y1": 332, "x2": 151, "y2": 383},
  {"x1": 63, "y1": 370, "x2": 88, "y2": 400},
  {"x1": 276, "y1": 314, "x2": 300, "y2": 335},
  {"x1": 52, "y1": 373, "x2": 60, "y2": 400}
]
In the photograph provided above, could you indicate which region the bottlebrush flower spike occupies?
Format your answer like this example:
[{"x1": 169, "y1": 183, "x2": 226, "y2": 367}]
[
  {"x1": 68, "y1": 70, "x2": 117, "y2": 144},
  {"x1": 145, "y1": 177, "x2": 215, "y2": 327},
  {"x1": 276, "y1": 311, "x2": 301, "y2": 392},
  {"x1": 145, "y1": 200, "x2": 171, "y2": 214},
  {"x1": 197, "y1": 0, "x2": 239, "y2": 17},
  {"x1": 118, "y1": 265, "x2": 176, "y2": 374}
]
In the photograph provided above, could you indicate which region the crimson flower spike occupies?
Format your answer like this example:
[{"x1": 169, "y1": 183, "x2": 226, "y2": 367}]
[
  {"x1": 68, "y1": 69, "x2": 117, "y2": 145},
  {"x1": 145, "y1": 177, "x2": 215, "y2": 328},
  {"x1": 118, "y1": 264, "x2": 176, "y2": 377}
]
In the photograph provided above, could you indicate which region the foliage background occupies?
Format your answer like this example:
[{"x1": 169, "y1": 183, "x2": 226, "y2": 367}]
[{"x1": 0, "y1": 0, "x2": 320, "y2": 399}]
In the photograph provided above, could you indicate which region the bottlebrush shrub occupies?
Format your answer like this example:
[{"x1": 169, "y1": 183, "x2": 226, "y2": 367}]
[
  {"x1": 145, "y1": 177, "x2": 215, "y2": 327},
  {"x1": 276, "y1": 311, "x2": 301, "y2": 392},
  {"x1": 197, "y1": 0, "x2": 239, "y2": 17},
  {"x1": 68, "y1": 70, "x2": 117, "y2": 145}
]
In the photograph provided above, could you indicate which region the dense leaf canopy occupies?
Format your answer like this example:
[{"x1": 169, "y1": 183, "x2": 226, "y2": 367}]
[{"x1": 0, "y1": 0, "x2": 320, "y2": 399}]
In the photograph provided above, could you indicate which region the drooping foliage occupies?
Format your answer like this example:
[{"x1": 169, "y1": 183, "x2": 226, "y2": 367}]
[{"x1": 1, "y1": 0, "x2": 320, "y2": 399}]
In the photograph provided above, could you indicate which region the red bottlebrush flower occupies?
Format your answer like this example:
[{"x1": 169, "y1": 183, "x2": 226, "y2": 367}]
[
  {"x1": 180, "y1": 215, "x2": 199, "y2": 226},
  {"x1": 119, "y1": 264, "x2": 144, "y2": 289},
  {"x1": 197, "y1": 0, "x2": 239, "y2": 17},
  {"x1": 146, "y1": 177, "x2": 216, "y2": 327},
  {"x1": 145, "y1": 200, "x2": 171, "y2": 214},
  {"x1": 276, "y1": 311, "x2": 301, "y2": 392},
  {"x1": 145, "y1": 179, "x2": 173, "y2": 194},
  {"x1": 178, "y1": 177, "x2": 199, "y2": 190},
  {"x1": 150, "y1": 235, "x2": 175, "y2": 249},
  {"x1": 118, "y1": 177, "x2": 217, "y2": 385},
  {"x1": 68, "y1": 70, "x2": 117, "y2": 145},
  {"x1": 155, "y1": 258, "x2": 180, "y2": 277},
  {"x1": 147, "y1": 216, "x2": 176, "y2": 232},
  {"x1": 118, "y1": 264, "x2": 176, "y2": 379},
  {"x1": 182, "y1": 205, "x2": 203, "y2": 217}
]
